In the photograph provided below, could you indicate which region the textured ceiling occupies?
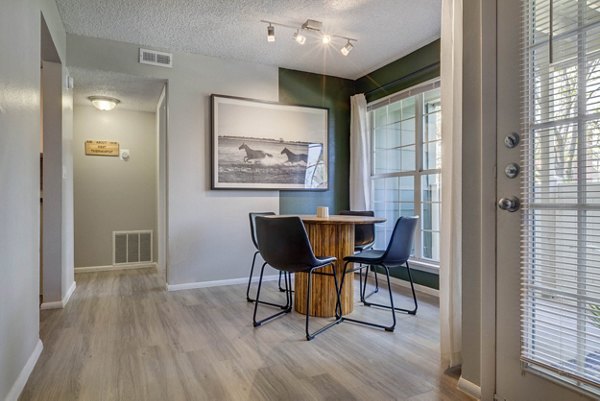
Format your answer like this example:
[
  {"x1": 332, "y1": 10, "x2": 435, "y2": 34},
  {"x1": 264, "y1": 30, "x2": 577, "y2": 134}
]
[
  {"x1": 56, "y1": 0, "x2": 441, "y2": 80},
  {"x1": 70, "y1": 67, "x2": 165, "y2": 112}
]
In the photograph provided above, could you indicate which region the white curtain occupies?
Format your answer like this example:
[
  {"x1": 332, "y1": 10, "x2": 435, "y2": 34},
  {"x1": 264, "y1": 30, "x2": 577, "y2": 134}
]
[
  {"x1": 440, "y1": 0, "x2": 463, "y2": 368},
  {"x1": 349, "y1": 94, "x2": 371, "y2": 211}
]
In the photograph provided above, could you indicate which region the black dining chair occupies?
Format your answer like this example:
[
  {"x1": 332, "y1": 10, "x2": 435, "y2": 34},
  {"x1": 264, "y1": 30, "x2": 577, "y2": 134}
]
[
  {"x1": 338, "y1": 210, "x2": 379, "y2": 302},
  {"x1": 338, "y1": 216, "x2": 419, "y2": 332},
  {"x1": 246, "y1": 212, "x2": 289, "y2": 307},
  {"x1": 253, "y1": 216, "x2": 342, "y2": 340}
]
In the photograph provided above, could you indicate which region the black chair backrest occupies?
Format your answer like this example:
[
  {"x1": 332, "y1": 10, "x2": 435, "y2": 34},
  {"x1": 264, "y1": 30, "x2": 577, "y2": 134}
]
[
  {"x1": 249, "y1": 212, "x2": 276, "y2": 249},
  {"x1": 339, "y1": 210, "x2": 375, "y2": 247},
  {"x1": 382, "y1": 216, "x2": 419, "y2": 263},
  {"x1": 255, "y1": 216, "x2": 319, "y2": 272}
]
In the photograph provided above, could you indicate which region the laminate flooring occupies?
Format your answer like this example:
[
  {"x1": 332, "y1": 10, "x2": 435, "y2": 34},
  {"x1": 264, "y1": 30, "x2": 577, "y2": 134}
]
[{"x1": 20, "y1": 268, "x2": 473, "y2": 401}]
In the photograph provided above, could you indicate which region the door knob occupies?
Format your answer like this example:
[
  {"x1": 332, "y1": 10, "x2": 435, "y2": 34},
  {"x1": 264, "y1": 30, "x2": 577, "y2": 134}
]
[{"x1": 498, "y1": 197, "x2": 520, "y2": 212}]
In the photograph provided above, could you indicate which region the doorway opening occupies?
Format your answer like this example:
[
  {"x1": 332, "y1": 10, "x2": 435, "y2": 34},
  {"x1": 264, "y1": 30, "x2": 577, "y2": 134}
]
[{"x1": 69, "y1": 68, "x2": 168, "y2": 284}]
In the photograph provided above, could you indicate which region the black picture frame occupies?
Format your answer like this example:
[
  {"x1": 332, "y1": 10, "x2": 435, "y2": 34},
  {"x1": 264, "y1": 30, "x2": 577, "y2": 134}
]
[{"x1": 211, "y1": 94, "x2": 329, "y2": 191}]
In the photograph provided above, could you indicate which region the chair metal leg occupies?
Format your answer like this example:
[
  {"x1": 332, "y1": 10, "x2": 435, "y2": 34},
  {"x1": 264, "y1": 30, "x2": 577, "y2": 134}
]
[
  {"x1": 305, "y1": 265, "x2": 342, "y2": 341},
  {"x1": 253, "y1": 263, "x2": 292, "y2": 327},
  {"x1": 279, "y1": 271, "x2": 295, "y2": 294},
  {"x1": 361, "y1": 265, "x2": 380, "y2": 302},
  {"x1": 363, "y1": 262, "x2": 418, "y2": 315},
  {"x1": 246, "y1": 250, "x2": 260, "y2": 302},
  {"x1": 278, "y1": 271, "x2": 285, "y2": 292},
  {"x1": 338, "y1": 261, "x2": 396, "y2": 332},
  {"x1": 248, "y1": 254, "x2": 291, "y2": 309}
]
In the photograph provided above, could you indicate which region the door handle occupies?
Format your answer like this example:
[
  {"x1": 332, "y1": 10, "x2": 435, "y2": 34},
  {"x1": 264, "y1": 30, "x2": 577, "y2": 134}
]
[{"x1": 498, "y1": 197, "x2": 520, "y2": 212}]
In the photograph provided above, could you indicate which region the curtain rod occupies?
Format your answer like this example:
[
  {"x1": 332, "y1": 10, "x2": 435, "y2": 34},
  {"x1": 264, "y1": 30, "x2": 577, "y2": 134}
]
[{"x1": 363, "y1": 62, "x2": 440, "y2": 96}]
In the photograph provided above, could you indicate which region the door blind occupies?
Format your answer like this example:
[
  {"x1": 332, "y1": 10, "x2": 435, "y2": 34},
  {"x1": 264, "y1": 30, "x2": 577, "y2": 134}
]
[{"x1": 522, "y1": 0, "x2": 600, "y2": 394}]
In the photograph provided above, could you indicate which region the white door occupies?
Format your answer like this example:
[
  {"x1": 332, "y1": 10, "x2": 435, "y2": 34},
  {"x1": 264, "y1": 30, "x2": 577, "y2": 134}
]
[{"x1": 496, "y1": 0, "x2": 600, "y2": 399}]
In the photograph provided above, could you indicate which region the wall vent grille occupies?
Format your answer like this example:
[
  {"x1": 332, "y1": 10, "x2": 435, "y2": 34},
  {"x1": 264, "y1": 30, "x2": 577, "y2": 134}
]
[
  {"x1": 113, "y1": 230, "x2": 153, "y2": 265},
  {"x1": 139, "y1": 48, "x2": 173, "y2": 68}
]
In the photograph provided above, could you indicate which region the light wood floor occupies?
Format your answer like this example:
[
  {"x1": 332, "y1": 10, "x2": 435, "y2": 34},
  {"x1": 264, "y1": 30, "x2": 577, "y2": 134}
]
[{"x1": 20, "y1": 268, "x2": 472, "y2": 401}]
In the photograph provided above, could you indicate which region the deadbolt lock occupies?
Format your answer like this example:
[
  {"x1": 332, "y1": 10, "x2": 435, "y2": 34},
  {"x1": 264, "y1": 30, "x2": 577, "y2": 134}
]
[{"x1": 498, "y1": 197, "x2": 520, "y2": 212}]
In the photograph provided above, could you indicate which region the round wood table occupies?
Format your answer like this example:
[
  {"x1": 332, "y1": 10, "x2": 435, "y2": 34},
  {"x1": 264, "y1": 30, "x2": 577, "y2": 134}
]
[{"x1": 287, "y1": 215, "x2": 386, "y2": 317}]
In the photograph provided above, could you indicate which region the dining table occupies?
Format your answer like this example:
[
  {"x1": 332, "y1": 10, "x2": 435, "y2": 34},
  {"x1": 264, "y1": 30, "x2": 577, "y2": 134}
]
[{"x1": 277, "y1": 214, "x2": 386, "y2": 318}]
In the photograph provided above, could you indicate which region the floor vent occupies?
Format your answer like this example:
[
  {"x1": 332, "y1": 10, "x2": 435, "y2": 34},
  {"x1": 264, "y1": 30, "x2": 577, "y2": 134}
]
[
  {"x1": 113, "y1": 230, "x2": 153, "y2": 265},
  {"x1": 139, "y1": 48, "x2": 173, "y2": 68}
]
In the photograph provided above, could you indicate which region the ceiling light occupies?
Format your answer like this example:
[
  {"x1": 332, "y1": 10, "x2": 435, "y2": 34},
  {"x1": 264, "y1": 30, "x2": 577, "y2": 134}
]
[
  {"x1": 260, "y1": 19, "x2": 357, "y2": 54},
  {"x1": 294, "y1": 30, "x2": 306, "y2": 45},
  {"x1": 267, "y1": 24, "x2": 275, "y2": 42},
  {"x1": 88, "y1": 96, "x2": 120, "y2": 111},
  {"x1": 341, "y1": 41, "x2": 354, "y2": 56}
]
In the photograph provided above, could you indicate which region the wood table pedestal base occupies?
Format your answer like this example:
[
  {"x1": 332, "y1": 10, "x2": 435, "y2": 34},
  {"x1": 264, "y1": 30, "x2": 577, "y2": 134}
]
[{"x1": 294, "y1": 222, "x2": 355, "y2": 317}]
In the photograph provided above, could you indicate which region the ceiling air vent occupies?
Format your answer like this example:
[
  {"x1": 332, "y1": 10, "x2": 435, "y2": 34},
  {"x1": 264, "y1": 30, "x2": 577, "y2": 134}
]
[{"x1": 139, "y1": 48, "x2": 173, "y2": 68}]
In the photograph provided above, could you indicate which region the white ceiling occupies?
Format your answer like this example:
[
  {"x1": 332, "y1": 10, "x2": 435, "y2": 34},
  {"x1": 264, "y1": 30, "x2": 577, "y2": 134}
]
[
  {"x1": 70, "y1": 67, "x2": 165, "y2": 112},
  {"x1": 56, "y1": 0, "x2": 441, "y2": 80}
]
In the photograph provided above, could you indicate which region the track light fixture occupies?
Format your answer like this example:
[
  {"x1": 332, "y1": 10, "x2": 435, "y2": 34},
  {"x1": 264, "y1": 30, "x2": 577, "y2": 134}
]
[
  {"x1": 267, "y1": 24, "x2": 275, "y2": 42},
  {"x1": 260, "y1": 19, "x2": 357, "y2": 55},
  {"x1": 340, "y1": 40, "x2": 354, "y2": 56},
  {"x1": 294, "y1": 30, "x2": 306, "y2": 45}
]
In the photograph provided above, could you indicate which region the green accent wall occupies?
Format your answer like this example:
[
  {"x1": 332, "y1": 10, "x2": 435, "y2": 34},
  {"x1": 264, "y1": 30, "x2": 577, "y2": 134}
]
[
  {"x1": 278, "y1": 39, "x2": 441, "y2": 289},
  {"x1": 278, "y1": 68, "x2": 355, "y2": 214},
  {"x1": 355, "y1": 39, "x2": 440, "y2": 103}
]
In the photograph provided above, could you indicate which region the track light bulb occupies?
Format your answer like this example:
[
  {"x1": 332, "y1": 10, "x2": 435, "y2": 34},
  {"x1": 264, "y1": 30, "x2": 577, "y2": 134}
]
[
  {"x1": 322, "y1": 34, "x2": 331, "y2": 44},
  {"x1": 294, "y1": 30, "x2": 306, "y2": 45},
  {"x1": 341, "y1": 41, "x2": 354, "y2": 56},
  {"x1": 267, "y1": 25, "x2": 275, "y2": 42}
]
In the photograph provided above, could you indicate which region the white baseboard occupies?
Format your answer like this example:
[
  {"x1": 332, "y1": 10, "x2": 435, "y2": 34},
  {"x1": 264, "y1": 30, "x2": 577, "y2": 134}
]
[
  {"x1": 75, "y1": 263, "x2": 156, "y2": 273},
  {"x1": 40, "y1": 281, "x2": 77, "y2": 310},
  {"x1": 457, "y1": 376, "x2": 481, "y2": 400},
  {"x1": 4, "y1": 339, "x2": 43, "y2": 401},
  {"x1": 167, "y1": 274, "x2": 280, "y2": 292}
]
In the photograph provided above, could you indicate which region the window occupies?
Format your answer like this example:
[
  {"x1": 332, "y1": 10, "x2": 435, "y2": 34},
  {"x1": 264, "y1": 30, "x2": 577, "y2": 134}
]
[
  {"x1": 522, "y1": 0, "x2": 600, "y2": 394},
  {"x1": 368, "y1": 81, "x2": 441, "y2": 265}
]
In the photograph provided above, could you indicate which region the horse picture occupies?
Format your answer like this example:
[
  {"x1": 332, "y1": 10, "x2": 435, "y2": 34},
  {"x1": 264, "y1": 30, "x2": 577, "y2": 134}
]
[
  {"x1": 238, "y1": 143, "x2": 272, "y2": 162},
  {"x1": 280, "y1": 147, "x2": 308, "y2": 164},
  {"x1": 212, "y1": 94, "x2": 328, "y2": 190}
]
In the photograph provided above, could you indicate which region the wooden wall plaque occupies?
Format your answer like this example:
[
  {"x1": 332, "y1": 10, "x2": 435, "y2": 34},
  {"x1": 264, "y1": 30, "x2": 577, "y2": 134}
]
[{"x1": 85, "y1": 140, "x2": 119, "y2": 156}]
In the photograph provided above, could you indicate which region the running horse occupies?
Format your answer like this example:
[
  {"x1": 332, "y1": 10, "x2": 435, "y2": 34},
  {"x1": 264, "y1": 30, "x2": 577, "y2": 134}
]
[
  {"x1": 281, "y1": 147, "x2": 308, "y2": 164},
  {"x1": 239, "y1": 143, "x2": 272, "y2": 162}
]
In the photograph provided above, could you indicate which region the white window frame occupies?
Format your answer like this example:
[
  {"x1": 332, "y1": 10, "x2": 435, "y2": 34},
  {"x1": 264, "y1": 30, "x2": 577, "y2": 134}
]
[{"x1": 367, "y1": 79, "x2": 441, "y2": 269}]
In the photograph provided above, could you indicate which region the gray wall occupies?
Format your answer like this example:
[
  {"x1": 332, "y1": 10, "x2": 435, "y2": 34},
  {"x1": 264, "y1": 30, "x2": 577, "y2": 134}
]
[
  {"x1": 0, "y1": 0, "x2": 73, "y2": 399},
  {"x1": 67, "y1": 34, "x2": 280, "y2": 285},
  {"x1": 73, "y1": 106, "x2": 157, "y2": 268}
]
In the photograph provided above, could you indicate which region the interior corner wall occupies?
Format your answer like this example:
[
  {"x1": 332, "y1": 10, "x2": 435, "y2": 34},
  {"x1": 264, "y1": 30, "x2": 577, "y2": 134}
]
[
  {"x1": 0, "y1": 0, "x2": 71, "y2": 399},
  {"x1": 67, "y1": 34, "x2": 280, "y2": 286},
  {"x1": 278, "y1": 68, "x2": 355, "y2": 215},
  {"x1": 73, "y1": 106, "x2": 157, "y2": 268},
  {"x1": 355, "y1": 39, "x2": 441, "y2": 103}
]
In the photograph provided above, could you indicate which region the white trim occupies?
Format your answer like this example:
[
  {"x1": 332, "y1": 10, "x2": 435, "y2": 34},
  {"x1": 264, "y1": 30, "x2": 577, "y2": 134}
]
[
  {"x1": 457, "y1": 376, "x2": 481, "y2": 400},
  {"x1": 40, "y1": 281, "x2": 76, "y2": 310},
  {"x1": 75, "y1": 263, "x2": 157, "y2": 273},
  {"x1": 4, "y1": 339, "x2": 43, "y2": 401},
  {"x1": 167, "y1": 274, "x2": 280, "y2": 292},
  {"x1": 408, "y1": 259, "x2": 440, "y2": 275}
]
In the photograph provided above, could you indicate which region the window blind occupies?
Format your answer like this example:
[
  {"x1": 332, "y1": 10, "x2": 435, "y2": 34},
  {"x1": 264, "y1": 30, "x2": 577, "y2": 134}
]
[{"x1": 522, "y1": 0, "x2": 600, "y2": 394}]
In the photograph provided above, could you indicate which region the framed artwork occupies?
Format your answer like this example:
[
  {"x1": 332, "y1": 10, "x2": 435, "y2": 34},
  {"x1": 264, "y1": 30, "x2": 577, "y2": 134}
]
[{"x1": 211, "y1": 94, "x2": 328, "y2": 190}]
